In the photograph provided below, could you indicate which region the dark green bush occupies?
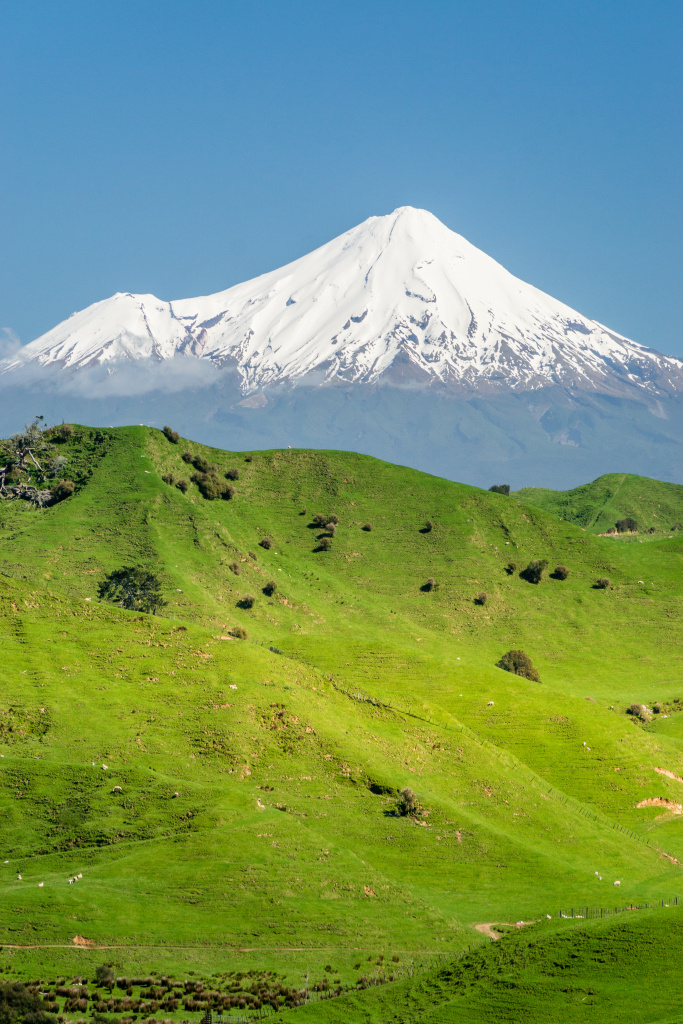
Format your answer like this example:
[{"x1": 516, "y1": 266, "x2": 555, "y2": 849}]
[
  {"x1": 50, "y1": 479, "x2": 75, "y2": 503},
  {"x1": 616, "y1": 517, "x2": 639, "y2": 533},
  {"x1": 396, "y1": 787, "x2": 419, "y2": 816},
  {"x1": 594, "y1": 577, "x2": 611, "y2": 589},
  {"x1": 175, "y1": 478, "x2": 188, "y2": 493},
  {"x1": 474, "y1": 591, "x2": 487, "y2": 605},
  {"x1": 53, "y1": 423, "x2": 74, "y2": 443},
  {"x1": 237, "y1": 594, "x2": 255, "y2": 610},
  {"x1": 248, "y1": 551, "x2": 258, "y2": 560},
  {"x1": 552, "y1": 564, "x2": 569, "y2": 580},
  {"x1": 311, "y1": 513, "x2": 329, "y2": 528},
  {"x1": 192, "y1": 455, "x2": 212, "y2": 474},
  {"x1": 97, "y1": 567, "x2": 166, "y2": 615},
  {"x1": 225, "y1": 467, "x2": 240, "y2": 481},
  {"x1": 228, "y1": 562, "x2": 240, "y2": 575},
  {"x1": 162, "y1": 426, "x2": 179, "y2": 444},
  {"x1": 260, "y1": 536, "x2": 273, "y2": 550},
  {"x1": 420, "y1": 520, "x2": 434, "y2": 533},
  {"x1": 488, "y1": 484, "x2": 510, "y2": 495},
  {"x1": 520, "y1": 559, "x2": 548, "y2": 584},
  {"x1": 627, "y1": 702, "x2": 646, "y2": 720},
  {"x1": 361, "y1": 523, "x2": 372, "y2": 531},
  {"x1": 421, "y1": 577, "x2": 436, "y2": 592},
  {"x1": 653, "y1": 702, "x2": 663, "y2": 714},
  {"x1": 316, "y1": 537, "x2": 332, "y2": 552},
  {"x1": 230, "y1": 626, "x2": 248, "y2": 640},
  {"x1": 496, "y1": 649, "x2": 541, "y2": 682},
  {"x1": 263, "y1": 581, "x2": 277, "y2": 597},
  {"x1": 504, "y1": 561, "x2": 517, "y2": 575},
  {"x1": 222, "y1": 484, "x2": 236, "y2": 500},
  {"x1": 161, "y1": 473, "x2": 174, "y2": 486}
]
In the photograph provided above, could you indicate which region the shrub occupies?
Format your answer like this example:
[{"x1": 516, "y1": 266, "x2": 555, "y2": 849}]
[
  {"x1": 222, "y1": 484, "x2": 236, "y2": 500},
  {"x1": 520, "y1": 559, "x2": 548, "y2": 584},
  {"x1": 594, "y1": 577, "x2": 611, "y2": 589},
  {"x1": 645, "y1": 527, "x2": 656, "y2": 535},
  {"x1": 316, "y1": 537, "x2": 332, "y2": 551},
  {"x1": 326, "y1": 523, "x2": 337, "y2": 536},
  {"x1": 653, "y1": 702, "x2": 663, "y2": 714},
  {"x1": 181, "y1": 451, "x2": 193, "y2": 463},
  {"x1": 225, "y1": 467, "x2": 240, "y2": 481},
  {"x1": 53, "y1": 423, "x2": 74, "y2": 442},
  {"x1": 244, "y1": 455, "x2": 253, "y2": 462},
  {"x1": 396, "y1": 787, "x2": 419, "y2": 816},
  {"x1": 192, "y1": 454, "x2": 213, "y2": 474},
  {"x1": 504, "y1": 561, "x2": 517, "y2": 575},
  {"x1": 228, "y1": 562, "x2": 240, "y2": 575},
  {"x1": 474, "y1": 591, "x2": 487, "y2": 605},
  {"x1": 421, "y1": 577, "x2": 436, "y2": 592},
  {"x1": 311, "y1": 513, "x2": 329, "y2": 528},
  {"x1": 260, "y1": 536, "x2": 273, "y2": 550},
  {"x1": 237, "y1": 594, "x2": 255, "y2": 609},
  {"x1": 627, "y1": 702, "x2": 646, "y2": 720},
  {"x1": 672, "y1": 523, "x2": 682, "y2": 531},
  {"x1": 616, "y1": 517, "x2": 639, "y2": 533},
  {"x1": 361, "y1": 523, "x2": 372, "y2": 531},
  {"x1": 552, "y1": 564, "x2": 569, "y2": 580},
  {"x1": 230, "y1": 626, "x2": 248, "y2": 640},
  {"x1": 97, "y1": 567, "x2": 167, "y2": 615},
  {"x1": 488, "y1": 484, "x2": 510, "y2": 495},
  {"x1": 162, "y1": 426, "x2": 179, "y2": 444},
  {"x1": 95, "y1": 966, "x2": 116, "y2": 986},
  {"x1": 191, "y1": 471, "x2": 219, "y2": 499},
  {"x1": 420, "y1": 520, "x2": 434, "y2": 533},
  {"x1": 50, "y1": 479, "x2": 75, "y2": 503},
  {"x1": 248, "y1": 551, "x2": 258, "y2": 560},
  {"x1": 326, "y1": 514, "x2": 339, "y2": 525},
  {"x1": 161, "y1": 473, "x2": 174, "y2": 486},
  {"x1": 175, "y1": 478, "x2": 188, "y2": 493},
  {"x1": 263, "y1": 580, "x2": 277, "y2": 597},
  {"x1": 496, "y1": 649, "x2": 541, "y2": 682}
]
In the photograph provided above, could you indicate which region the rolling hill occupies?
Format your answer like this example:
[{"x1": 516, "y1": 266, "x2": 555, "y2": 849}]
[{"x1": 1, "y1": 422, "x2": 683, "y2": 1020}]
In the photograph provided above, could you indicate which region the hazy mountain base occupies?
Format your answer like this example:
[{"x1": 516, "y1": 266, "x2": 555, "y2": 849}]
[{"x1": 1, "y1": 369, "x2": 682, "y2": 489}]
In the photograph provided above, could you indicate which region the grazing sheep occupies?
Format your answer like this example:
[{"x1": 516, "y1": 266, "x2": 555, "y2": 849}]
[
  {"x1": 614, "y1": 880, "x2": 621, "y2": 886},
  {"x1": 487, "y1": 701, "x2": 494, "y2": 706},
  {"x1": 112, "y1": 785, "x2": 122, "y2": 793},
  {"x1": 172, "y1": 792, "x2": 179, "y2": 798}
]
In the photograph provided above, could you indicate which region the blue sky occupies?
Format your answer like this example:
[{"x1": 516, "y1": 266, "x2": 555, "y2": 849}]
[{"x1": 1, "y1": 0, "x2": 681, "y2": 356}]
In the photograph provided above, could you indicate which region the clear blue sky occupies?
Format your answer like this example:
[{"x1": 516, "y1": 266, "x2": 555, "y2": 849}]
[{"x1": 1, "y1": 0, "x2": 681, "y2": 356}]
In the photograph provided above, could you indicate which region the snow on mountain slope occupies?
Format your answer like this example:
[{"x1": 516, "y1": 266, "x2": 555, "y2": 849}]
[{"x1": 6, "y1": 207, "x2": 683, "y2": 395}]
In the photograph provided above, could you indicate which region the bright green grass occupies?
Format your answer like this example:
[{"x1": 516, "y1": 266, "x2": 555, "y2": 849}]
[
  {"x1": 515, "y1": 472, "x2": 683, "y2": 535},
  {"x1": 1, "y1": 425, "x2": 683, "y2": 1018}
]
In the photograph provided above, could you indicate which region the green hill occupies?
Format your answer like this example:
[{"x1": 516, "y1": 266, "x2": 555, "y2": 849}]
[
  {"x1": 1, "y1": 424, "x2": 683, "y2": 1020},
  {"x1": 514, "y1": 472, "x2": 683, "y2": 535}
]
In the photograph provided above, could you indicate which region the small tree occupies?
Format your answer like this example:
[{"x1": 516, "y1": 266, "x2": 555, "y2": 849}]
[
  {"x1": 496, "y1": 649, "x2": 541, "y2": 682},
  {"x1": 396, "y1": 787, "x2": 419, "y2": 816},
  {"x1": 421, "y1": 577, "x2": 436, "y2": 592},
  {"x1": 474, "y1": 591, "x2": 487, "y2": 605},
  {"x1": 488, "y1": 484, "x2": 510, "y2": 495},
  {"x1": 95, "y1": 964, "x2": 116, "y2": 986},
  {"x1": 504, "y1": 561, "x2": 517, "y2": 575},
  {"x1": 161, "y1": 472, "x2": 174, "y2": 485},
  {"x1": 361, "y1": 523, "x2": 372, "y2": 532},
  {"x1": 175, "y1": 478, "x2": 189, "y2": 493},
  {"x1": 97, "y1": 567, "x2": 167, "y2": 615},
  {"x1": 237, "y1": 594, "x2": 255, "y2": 609},
  {"x1": 594, "y1": 577, "x2": 610, "y2": 589},
  {"x1": 181, "y1": 451, "x2": 193, "y2": 463},
  {"x1": 420, "y1": 520, "x2": 434, "y2": 533},
  {"x1": 552, "y1": 564, "x2": 569, "y2": 580},
  {"x1": 615, "y1": 517, "x2": 639, "y2": 533},
  {"x1": 162, "y1": 426, "x2": 179, "y2": 444},
  {"x1": 260, "y1": 536, "x2": 273, "y2": 550},
  {"x1": 263, "y1": 580, "x2": 277, "y2": 597},
  {"x1": 230, "y1": 626, "x2": 248, "y2": 640},
  {"x1": 627, "y1": 702, "x2": 645, "y2": 720},
  {"x1": 225, "y1": 467, "x2": 240, "y2": 481},
  {"x1": 520, "y1": 559, "x2": 549, "y2": 584},
  {"x1": 316, "y1": 537, "x2": 332, "y2": 551}
]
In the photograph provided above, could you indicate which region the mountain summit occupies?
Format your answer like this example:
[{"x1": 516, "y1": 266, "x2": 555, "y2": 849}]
[{"x1": 6, "y1": 207, "x2": 683, "y2": 396}]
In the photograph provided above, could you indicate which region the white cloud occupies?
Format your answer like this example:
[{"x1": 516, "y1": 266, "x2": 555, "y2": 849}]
[{"x1": 0, "y1": 328, "x2": 22, "y2": 359}]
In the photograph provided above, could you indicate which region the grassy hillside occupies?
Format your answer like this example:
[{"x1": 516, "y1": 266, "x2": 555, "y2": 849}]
[
  {"x1": 515, "y1": 472, "x2": 683, "y2": 535},
  {"x1": 1, "y1": 424, "x2": 683, "y2": 1019}
]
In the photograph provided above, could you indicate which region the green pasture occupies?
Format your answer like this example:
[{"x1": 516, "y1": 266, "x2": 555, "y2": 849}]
[{"x1": 1, "y1": 424, "x2": 682, "y2": 1019}]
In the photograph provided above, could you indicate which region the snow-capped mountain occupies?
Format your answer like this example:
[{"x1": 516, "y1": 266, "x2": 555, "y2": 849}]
[{"x1": 6, "y1": 207, "x2": 682, "y2": 396}]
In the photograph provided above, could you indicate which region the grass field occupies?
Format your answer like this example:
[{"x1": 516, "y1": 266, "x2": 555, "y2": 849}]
[{"x1": 1, "y1": 424, "x2": 682, "y2": 1021}]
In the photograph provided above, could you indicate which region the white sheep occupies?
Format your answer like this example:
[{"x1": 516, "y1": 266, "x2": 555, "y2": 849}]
[
  {"x1": 614, "y1": 880, "x2": 621, "y2": 886},
  {"x1": 487, "y1": 701, "x2": 494, "y2": 706}
]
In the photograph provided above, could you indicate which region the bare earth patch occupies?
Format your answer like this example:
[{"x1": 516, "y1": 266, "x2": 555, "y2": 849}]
[
  {"x1": 654, "y1": 767, "x2": 683, "y2": 785},
  {"x1": 636, "y1": 797, "x2": 683, "y2": 815},
  {"x1": 474, "y1": 921, "x2": 533, "y2": 940}
]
